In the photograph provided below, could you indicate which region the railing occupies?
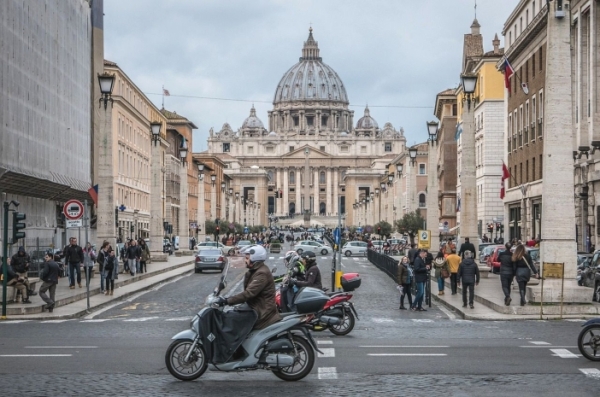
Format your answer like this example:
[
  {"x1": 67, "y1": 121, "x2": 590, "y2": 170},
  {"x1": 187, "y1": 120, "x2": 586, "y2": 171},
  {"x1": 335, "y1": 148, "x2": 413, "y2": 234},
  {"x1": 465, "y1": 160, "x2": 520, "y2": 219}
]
[{"x1": 367, "y1": 249, "x2": 398, "y2": 281}]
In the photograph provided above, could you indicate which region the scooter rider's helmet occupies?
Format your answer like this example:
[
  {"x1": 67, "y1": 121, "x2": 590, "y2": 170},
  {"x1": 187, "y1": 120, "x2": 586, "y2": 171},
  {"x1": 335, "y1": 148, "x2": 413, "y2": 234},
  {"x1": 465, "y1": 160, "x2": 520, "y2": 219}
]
[
  {"x1": 284, "y1": 250, "x2": 297, "y2": 268},
  {"x1": 300, "y1": 251, "x2": 317, "y2": 266},
  {"x1": 246, "y1": 245, "x2": 268, "y2": 268}
]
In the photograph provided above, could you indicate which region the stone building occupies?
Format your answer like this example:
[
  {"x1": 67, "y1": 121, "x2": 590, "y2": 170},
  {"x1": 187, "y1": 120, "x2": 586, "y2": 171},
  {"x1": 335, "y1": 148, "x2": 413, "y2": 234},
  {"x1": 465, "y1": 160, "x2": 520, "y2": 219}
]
[
  {"x1": 501, "y1": 0, "x2": 547, "y2": 242},
  {"x1": 204, "y1": 29, "x2": 407, "y2": 228}
]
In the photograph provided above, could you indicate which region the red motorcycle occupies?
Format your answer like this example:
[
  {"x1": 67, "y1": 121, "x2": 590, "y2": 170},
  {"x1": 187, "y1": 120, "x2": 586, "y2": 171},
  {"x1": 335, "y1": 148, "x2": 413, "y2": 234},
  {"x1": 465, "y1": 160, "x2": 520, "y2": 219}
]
[{"x1": 276, "y1": 273, "x2": 361, "y2": 336}]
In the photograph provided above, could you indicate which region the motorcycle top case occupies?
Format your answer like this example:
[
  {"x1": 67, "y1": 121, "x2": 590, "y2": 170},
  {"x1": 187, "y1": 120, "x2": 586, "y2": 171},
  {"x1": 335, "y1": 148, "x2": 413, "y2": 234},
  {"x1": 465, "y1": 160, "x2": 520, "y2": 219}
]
[
  {"x1": 341, "y1": 272, "x2": 361, "y2": 292},
  {"x1": 294, "y1": 287, "x2": 330, "y2": 314}
]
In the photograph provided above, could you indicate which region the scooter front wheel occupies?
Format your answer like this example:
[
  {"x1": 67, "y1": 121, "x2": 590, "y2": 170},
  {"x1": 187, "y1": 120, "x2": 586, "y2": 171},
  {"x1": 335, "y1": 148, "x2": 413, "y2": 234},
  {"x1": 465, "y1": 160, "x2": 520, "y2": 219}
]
[
  {"x1": 578, "y1": 325, "x2": 600, "y2": 361},
  {"x1": 329, "y1": 307, "x2": 355, "y2": 336},
  {"x1": 165, "y1": 338, "x2": 208, "y2": 381},
  {"x1": 272, "y1": 335, "x2": 315, "y2": 381}
]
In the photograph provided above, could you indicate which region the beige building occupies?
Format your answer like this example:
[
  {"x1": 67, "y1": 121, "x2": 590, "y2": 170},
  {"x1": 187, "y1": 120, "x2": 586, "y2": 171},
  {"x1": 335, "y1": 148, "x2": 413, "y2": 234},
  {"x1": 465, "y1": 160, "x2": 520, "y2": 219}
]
[{"x1": 204, "y1": 29, "x2": 407, "y2": 229}]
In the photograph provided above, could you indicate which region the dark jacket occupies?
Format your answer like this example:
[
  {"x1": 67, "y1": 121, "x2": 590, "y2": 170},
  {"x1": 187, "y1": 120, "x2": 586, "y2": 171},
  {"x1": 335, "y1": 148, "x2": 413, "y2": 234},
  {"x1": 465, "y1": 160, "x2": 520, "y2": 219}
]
[
  {"x1": 498, "y1": 250, "x2": 515, "y2": 276},
  {"x1": 40, "y1": 260, "x2": 60, "y2": 284},
  {"x1": 514, "y1": 254, "x2": 537, "y2": 283},
  {"x1": 457, "y1": 258, "x2": 480, "y2": 284},
  {"x1": 96, "y1": 250, "x2": 106, "y2": 272},
  {"x1": 397, "y1": 262, "x2": 408, "y2": 285},
  {"x1": 413, "y1": 256, "x2": 428, "y2": 283},
  {"x1": 64, "y1": 244, "x2": 84, "y2": 264},
  {"x1": 459, "y1": 242, "x2": 476, "y2": 259},
  {"x1": 295, "y1": 263, "x2": 322, "y2": 289},
  {"x1": 11, "y1": 249, "x2": 30, "y2": 273},
  {"x1": 226, "y1": 261, "x2": 282, "y2": 330},
  {"x1": 127, "y1": 245, "x2": 141, "y2": 260},
  {"x1": 408, "y1": 248, "x2": 419, "y2": 264},
  {"x1": 2, "y1": 263, "x2": 20, "y2": 282}
]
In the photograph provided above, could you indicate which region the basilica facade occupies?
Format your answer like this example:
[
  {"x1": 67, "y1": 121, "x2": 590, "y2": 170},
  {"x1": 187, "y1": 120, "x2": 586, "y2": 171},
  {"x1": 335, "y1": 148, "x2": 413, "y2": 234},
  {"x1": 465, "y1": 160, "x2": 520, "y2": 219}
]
[{"x1": 205, "y1": 29, "x2": 406, "y2": 227}]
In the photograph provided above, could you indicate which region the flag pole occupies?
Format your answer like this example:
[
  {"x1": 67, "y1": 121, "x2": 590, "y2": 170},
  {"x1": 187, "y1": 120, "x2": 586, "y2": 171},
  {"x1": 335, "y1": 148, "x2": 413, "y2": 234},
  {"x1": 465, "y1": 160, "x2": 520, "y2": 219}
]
[{"x1": 162, "y1": 85, "x2": 164, "y2": 109}]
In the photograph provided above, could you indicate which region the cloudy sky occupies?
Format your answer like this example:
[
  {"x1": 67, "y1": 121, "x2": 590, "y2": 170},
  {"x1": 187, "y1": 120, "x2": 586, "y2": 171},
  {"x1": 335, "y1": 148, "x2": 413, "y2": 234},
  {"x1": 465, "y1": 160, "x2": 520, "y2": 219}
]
[{"x1": 104, "y1": 0, "x2": 519, "y2": 152}]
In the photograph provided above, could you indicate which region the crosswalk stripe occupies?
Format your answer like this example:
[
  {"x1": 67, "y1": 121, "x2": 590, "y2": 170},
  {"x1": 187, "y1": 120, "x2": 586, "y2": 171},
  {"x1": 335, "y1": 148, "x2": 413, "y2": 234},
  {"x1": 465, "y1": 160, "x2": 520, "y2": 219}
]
[
  {"x1": 530, "y1": 341, "x2": 551, "y2": 345},
  {"x1": 550, "y1": 349, "x2": 579, "y2": 358},
  {"x1": 123, "y1": 317, "x2": 159, "y2": 322},
  {"x1": 579, "y1": 368, "x2": 600, "y2": 379},
  {"x1": 80, "y1": 319, "x2": 110, "y2": 323},
  {"x1": 165, "y1": 317, "x2": 190, "y2": 322},
  {"x1": 317, "y1": 340, "x2": 333, "y2": 345},
  {"x1": 412, "y1": 319, "x2": 434, "y2": 323},
  {"x1": 0, "y1": 320, "x2": 31, "y2": 324},
  {"x1": 368, "y1": 353, "x2": 447, "y2": 357},
  {"x1": 41, "y1": 320, "x2": 72, "y2": 324},
  {"x1": 318, "y1": 367, "x2": 338, "y2": 379},
  {"x1": 269, "y1": 257, "x2": 275, "y2": 260},
  {"x1": 318, "y1": 348, "x2": 335, "y2": 358}
]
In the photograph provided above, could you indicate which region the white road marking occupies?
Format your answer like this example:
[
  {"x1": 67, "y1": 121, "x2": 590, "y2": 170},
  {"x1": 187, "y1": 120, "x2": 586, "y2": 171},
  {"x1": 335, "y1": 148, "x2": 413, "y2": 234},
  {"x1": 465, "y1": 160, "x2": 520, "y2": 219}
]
[
  {"x1": 579, "y1": 368, "x2": 600, "y2": 379},
  {"x1": 25, "y1": 346, "x2": 97, "y2": 349},
  {"x1": 80, "y1": 319, "x2": 110, "y2": 323},
  {"x1": 353, "y1": 258, "x2": 359, "y2": 261},
  {"x1": 565, "y1": 319, "x2": 586, "y2": 322},
  {"x1": 41, "y1": 320, "x2": 72, "y2": 324},
  {"x1": 317, "y1": 340, "x2": 333, "y2": 345},
  {"x1": 318, "y1": 367, "x2": 338, "y2": 379},
  {"x1": 0, "y1": 320, "x2": 31, "y2": 324},
  {"x1": 321, "y1": 257, "x2": 327, "y2": 259},
  {"x1": 368, "y1": 353, "x2": 447, "y2": 357},
  {"x1": 269, "y1": 257, "x2": 275, "y2": 260},
  {"x1": 412, "y1": 319, "x2": 434, "y2": 323},
  {"x1": 165, "y1": 317, "x2": 190, "y2": 322},
  {"x1": 371, "y1": 317, "x2": 395, "y2": 323},
  {"x1": 360, "y1": 346, "x2": 449, "y2": 348},
  {"x1": 550, "y1": 349, "x2": 579, "y2": 358},
  {"x1": 123, "y1": 317, "x2": 159, "y2": 322},
  {"x1": 0, "y1": 354, "x2": 72, "y2": 357},
  {"x1": 520, "y1": 346, "x2": 577, "y2": 348},
  {"x1": 318, "y1": 348, "x2": 335, "y2": 358},
  {"x1": 530, "y1": 341, "x2": 551, "y2": 345},
  {"x1": 453, "y1": 319, "x2": 473, "y2": 323},
  {"x1": 434, "y1": 302, "x2": 456, "y2": 320}
]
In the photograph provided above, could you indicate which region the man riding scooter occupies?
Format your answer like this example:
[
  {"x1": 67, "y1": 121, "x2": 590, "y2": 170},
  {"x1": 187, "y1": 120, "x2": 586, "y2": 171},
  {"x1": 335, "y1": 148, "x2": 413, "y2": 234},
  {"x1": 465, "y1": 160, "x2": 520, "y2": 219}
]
[
  {"x1": 290, "y1": 251, "x2": 322, "y2": 290},
  {"x1": 280, "y1": 251, "x2": 305, "y2": 313}
]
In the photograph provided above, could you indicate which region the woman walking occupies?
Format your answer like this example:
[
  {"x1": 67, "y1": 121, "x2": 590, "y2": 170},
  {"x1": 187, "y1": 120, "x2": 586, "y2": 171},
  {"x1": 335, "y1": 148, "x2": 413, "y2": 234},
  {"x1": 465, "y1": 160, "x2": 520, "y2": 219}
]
[
  {"x1": 397, "y1": 256, "x2": 413, "y2": 310},
  {"x1": 432, "y1": 251, "x2": 449, "y2": 295},
  {"x1": 512, "y1": 244, "x2": 539, "y2": 306},
  {"x1": 139, "y1": 240, "x2": 150, "y2": 274},
  {"x1": 104, "y1": 247, "x2": 118, "y2": 296}
]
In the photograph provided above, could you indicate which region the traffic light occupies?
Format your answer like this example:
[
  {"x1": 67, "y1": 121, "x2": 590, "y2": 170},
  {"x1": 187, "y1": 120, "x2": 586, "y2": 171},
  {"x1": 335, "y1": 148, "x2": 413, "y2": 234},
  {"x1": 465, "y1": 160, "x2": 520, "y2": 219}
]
[
  {"x1": 275, "y1": 191, "x2": 279, "y2": 198},
  {"x1": 215, "y1": 226, "x2": 220, "y2": 235},
  {"x1": 487, "y1": 223, "x2": 493, "y2": 233},
  {"x1": 115, "y1": 206, "x2": 119, "y2": 227},
  {"x1": 377, "y1": 226, "x2": 381, "y2": 235},
  {"x1": 12, "y1": 211, "x2": 26, "y2": 242},
  {"x1": 130, "y1": 224, "x2": 134, "y2": 233}
]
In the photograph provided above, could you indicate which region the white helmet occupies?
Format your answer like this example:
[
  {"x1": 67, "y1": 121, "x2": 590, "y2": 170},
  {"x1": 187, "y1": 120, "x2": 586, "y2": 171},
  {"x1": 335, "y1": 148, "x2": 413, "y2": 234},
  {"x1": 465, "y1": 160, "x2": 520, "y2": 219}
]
[{"x1": 247, "y1": 245, "x2": 267, "y2": 263}]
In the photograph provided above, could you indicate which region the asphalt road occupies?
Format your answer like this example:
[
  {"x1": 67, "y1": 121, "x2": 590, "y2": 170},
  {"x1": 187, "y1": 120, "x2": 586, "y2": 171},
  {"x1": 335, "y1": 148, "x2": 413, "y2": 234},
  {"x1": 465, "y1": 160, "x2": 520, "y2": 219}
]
[{"x1": 1, "y1": 243, "x2": 599, "y2": 396}]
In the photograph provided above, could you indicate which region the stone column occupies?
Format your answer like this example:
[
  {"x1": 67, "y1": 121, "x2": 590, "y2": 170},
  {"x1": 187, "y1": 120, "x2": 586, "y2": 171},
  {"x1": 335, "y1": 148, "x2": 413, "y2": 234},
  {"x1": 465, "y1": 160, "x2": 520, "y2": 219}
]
[
  {"x1": 198, "y1": 176, "x2": 206, "y2": 241},
  {"x1": 326, "y1": 169, "x2": 332, "y2": 216},
  {"x1": 179, "y1": 162, "x2": 190, "y2": 252},
  {"x1": 96, "y1": 104, "x2": 116, "y2": 247},
  {"x1": 333, "y1": 169, "x2": 339, "y2": 215},
  {"x1": 296, "y1": 167, "x2": 301, "y2": 215},
  {"x1": 313, "y1": 168, "x2": 319, "y2": 214},
  {"x1": 150, "y1": 139, "x2": 167, "y2": 261},
  {"x1": 427, "y1": 141, "x2": 440, "y2": 251},
  {"x1": 210, "y1": 180, "x2": 217, "y2": 221},
  {"x1": 409, "y1": 161, "x2": 417, "y2": 213},
  {"x1": 283, "y1": 167, "x2": 289, "y2": 216},
  {"x1": 276, "y1": 168, "x2": 282, "y2": 216},
  {"x1": 540, "y1": 3, "x2": 577, "y2": 279},
  {"x1": 460, "y1": 99, "x2": 479, "y2": 256}
]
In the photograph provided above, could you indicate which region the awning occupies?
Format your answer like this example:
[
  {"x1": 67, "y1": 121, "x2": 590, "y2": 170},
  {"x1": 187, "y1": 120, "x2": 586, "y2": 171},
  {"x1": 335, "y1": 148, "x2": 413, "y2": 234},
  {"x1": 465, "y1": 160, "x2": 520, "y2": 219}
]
[{"x1": 0, "y1": 167, "x2": 92, "y2": 203}]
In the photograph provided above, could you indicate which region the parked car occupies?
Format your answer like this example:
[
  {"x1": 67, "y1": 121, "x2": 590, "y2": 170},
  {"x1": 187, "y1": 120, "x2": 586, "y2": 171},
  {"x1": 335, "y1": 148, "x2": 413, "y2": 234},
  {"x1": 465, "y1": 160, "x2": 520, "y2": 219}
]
[
  {"x1": 480, "y1": 244, "x2": 501, "y2": 265},
  {"x1": 486, "y1": 245, "x2": 506, "y2": 273},
  {"x1": 194, "y1": 241, "x2": 230, "y2": 256},
  {"x1": 370, "y1": 240, "x2": 385, "y2": 252},
  {"x1": 194, "y1": 248, "x2": 226, "y2": 273},
  {"x1": 342, "y1": 241, "x2": 368, "y2": 257},
  {"x1": 235, "y1": 240, "x2": 253, "y2": 253},
  {"x1": 295, "y1": 240, "x2": 332, "y2": 256}
]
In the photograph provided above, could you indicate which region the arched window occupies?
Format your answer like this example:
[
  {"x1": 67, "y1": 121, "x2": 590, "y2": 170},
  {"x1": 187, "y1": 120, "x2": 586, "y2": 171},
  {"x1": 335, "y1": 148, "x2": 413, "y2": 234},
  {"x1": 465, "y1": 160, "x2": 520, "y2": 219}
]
[
  {"x1": 289, "y1": 171, "x2": 295, "y2": 184},
  {"x1": 419, "y1": 193, "x2": 426, "y2": 208},
  {"x1": 319, "y1": 171, "x2": 326, "y2": 184},
  {"x1": 319, "y1": 202, "x2": 326, "y2": 215}
]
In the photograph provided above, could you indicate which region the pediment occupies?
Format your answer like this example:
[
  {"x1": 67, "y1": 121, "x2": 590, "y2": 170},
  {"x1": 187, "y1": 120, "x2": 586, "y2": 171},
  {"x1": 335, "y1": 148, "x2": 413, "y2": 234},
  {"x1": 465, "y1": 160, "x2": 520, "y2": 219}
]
[{"x1": 282, "y1": 145, "x2": 332, "y2": 159}]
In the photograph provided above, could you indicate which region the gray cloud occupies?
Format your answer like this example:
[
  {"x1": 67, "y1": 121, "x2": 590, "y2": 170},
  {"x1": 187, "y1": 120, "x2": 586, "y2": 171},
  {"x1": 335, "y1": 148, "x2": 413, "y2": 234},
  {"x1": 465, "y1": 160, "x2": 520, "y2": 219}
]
[{"x1": 104, "y1": 0, "x2": 519, "y2": 151}]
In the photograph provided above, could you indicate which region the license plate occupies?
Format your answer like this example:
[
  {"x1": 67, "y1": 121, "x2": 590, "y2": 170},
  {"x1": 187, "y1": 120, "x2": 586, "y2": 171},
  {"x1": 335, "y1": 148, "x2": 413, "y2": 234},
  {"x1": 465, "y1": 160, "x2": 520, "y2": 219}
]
[{"x1": 204, "y1": 258, "x2": 215, "y2": 262}]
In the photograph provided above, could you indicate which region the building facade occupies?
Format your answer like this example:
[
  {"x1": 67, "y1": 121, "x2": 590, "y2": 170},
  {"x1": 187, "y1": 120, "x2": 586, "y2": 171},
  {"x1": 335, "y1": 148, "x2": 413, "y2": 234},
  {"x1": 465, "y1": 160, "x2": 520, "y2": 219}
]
[{"x1": 204, "y1": 29, "x2": 407, "y2": 229}]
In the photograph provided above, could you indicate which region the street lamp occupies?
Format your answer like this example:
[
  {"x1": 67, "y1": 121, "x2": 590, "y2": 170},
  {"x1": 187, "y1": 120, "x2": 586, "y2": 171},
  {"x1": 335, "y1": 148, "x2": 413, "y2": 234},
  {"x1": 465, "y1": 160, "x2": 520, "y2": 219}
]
[
  {"x1": 210, "y1": 174, "x2": 216, "y2": 187},
  {"x1": 229, "y1": 188, "x2": 233, "y2": 195},
  {"x1": 397, "y1": 164, "x2": 403, "y2": 177},
  {"x1": 98, "y1": 72, "x2": 115, "y2": 109},
  {"x1": 460, "y1": 73, "x2": 478, "y2": 110},
  {"x1": 150, "y1": 121, "x2": 162, "y2": 146},
  {"x1": 427, "y1": 121, "x2": 439, "y2": 144},
  {"x1": 221, "y1": 181, "x2": 226, "y2": 192},
  {"x1": 179, "y1": 137, "x2": 188, "y2": 166},
  {"x1": 387, "y1": 173, "x2": 394, "y2": 186},
  {"x1": 235, "y1": 192, "x2": 239, "y2": 200},
  {"x1": 197, "y1": 162, "x2": 204, "y2": 180},
  {"x1": 408, "y1": 147, "x2": 418, "y2": 165}
]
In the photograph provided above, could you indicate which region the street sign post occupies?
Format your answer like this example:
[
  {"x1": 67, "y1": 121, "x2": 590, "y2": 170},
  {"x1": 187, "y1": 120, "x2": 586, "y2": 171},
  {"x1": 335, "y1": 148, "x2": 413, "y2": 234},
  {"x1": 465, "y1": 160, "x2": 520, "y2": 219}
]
[
  {"x1": 540, "y1": 262, "x2": 565, "y2": 319},
  {"x1": 417, "y1": 230, "x2": 431, "y2": 250},
  {"x1": 63, "y1": 199, "x2": 84, "y2": 221}
]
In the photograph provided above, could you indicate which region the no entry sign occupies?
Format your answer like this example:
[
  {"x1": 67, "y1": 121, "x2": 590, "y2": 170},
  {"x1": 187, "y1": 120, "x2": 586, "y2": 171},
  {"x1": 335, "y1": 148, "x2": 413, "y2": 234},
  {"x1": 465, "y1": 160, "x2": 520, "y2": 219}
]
[{"x1": 63, "y1": 199, "x2": 84, "y2": 220}]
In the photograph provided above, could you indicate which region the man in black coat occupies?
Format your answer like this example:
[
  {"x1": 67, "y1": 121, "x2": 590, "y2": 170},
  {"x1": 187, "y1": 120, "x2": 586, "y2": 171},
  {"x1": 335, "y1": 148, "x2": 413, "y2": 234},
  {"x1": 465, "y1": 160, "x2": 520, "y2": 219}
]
[
  {"x1": 457, "y1": 250, "x2": 480, "y2": 309},
  {"x1": 498, "y1": 243, "x2": 515, "y2": 306},
  {"x1": 3, "y1": 259, "x2": 31, "y2": 303},
  {"x1": 39, "y1": 253, "x2": 60, "y2": 312},
  {"x1": 11, "y1": 246, "x2": 36, "y2": 296},
  {"x1": 64, "y1": 237, "x2": 84, "y2": 289},
  {"x1": 459, "y1": 237, "x2": 476, "y2": 259},
  {"x1": 410, "y1": 250, "x2": 430, "y2": 311},
  {"x1": 407, "y1": 244, "x2": 419, "y2": 264}
]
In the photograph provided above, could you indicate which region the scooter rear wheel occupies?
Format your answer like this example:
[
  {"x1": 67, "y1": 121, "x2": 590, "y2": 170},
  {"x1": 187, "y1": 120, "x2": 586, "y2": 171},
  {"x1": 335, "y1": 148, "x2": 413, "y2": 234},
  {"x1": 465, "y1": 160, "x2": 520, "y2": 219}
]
[
  {"x1": 578, "y1": 325, "x2": 600, "y2": 361},
  {"x1": 165, "y1": 339, "x2": 208, "y2": 381},
  {"x1": 329, "y1": 308, "x2": 355, "y2": 336},
  {"x1": 272, "y1": 335, "x2": 315, "y2": 381}
]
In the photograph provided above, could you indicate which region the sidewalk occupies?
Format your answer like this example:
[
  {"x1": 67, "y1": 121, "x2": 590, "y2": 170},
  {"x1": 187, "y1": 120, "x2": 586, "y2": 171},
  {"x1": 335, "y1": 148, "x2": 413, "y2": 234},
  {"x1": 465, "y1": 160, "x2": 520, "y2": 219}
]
[
  {"x1": 389, "y1": 255, "x2": 600, "y2": 320},
  {"x1": 1, "y1": 254, "x2": 196, "y2": 320}
]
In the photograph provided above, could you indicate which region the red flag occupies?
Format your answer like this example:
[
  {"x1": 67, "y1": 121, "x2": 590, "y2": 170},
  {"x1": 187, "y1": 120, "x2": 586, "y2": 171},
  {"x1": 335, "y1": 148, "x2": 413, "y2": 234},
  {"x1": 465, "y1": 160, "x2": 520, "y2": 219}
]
[
  {"x1": 88, "y1": 184, "x2": 98, "y2": 206},
  {"x1": 502, "y1": 58, "x2": 514, "y2": 93},
  {"x1": 500, "y1": 162, "x2": 511, "y2": 199}
]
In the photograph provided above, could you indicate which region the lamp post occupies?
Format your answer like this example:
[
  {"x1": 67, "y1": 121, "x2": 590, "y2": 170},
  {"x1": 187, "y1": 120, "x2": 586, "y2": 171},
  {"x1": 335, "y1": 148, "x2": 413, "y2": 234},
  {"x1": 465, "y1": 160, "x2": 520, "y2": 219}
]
[
  {"x1": 98, "y1": 72, "x2": 115, "y2": 109},
  {"x1": 235, "y1": 192, "x2": 240, "y2": 224},
  {"x1": 149, "y1": 119, "x2": 166, "y2": 259},
  {"x1": 197, "y1": 162, "x2": 206, "y2": 241},
  {"x1": 178, "y1": 137, "x2": 190, "y2": 251},
  {"x1": 426, "y1": 121, "x2": 440, "y2": 251},
  {"x1": 459, "y1": 73, "x2": 479, "y2": 255},
  {"x1": 408, "y1": 147, "x2": 418, "y2": 213}
]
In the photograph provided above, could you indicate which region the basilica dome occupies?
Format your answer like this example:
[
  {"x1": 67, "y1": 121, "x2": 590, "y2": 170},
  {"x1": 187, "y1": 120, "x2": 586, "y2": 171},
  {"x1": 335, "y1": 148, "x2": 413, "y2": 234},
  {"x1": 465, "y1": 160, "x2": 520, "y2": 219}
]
[
  {"x1": 242, "y1": 106, "x2": 264, "y2": 129},
  {"x1": 273, "y1": 28, "x2": 349, "y2": 105},
  {"x1": 356, "y1": 106, "x2": 378, "y2": 129}
]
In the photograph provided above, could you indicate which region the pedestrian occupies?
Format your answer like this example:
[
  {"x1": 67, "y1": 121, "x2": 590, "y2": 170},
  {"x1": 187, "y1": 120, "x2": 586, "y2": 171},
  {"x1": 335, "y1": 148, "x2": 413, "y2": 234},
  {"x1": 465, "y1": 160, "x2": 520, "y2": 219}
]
[
  {"x1": 3, "y1": 258, "x2": 31, "y2": 303},
  {"x1": 397, "y1": 256, "x2": 412, "y2": 310},
  {"x1": 83, "y1": 242, "x2": 96, "y2": 287},
  {"x1": 96, "y1": 241, "x2": 109, "y2": 293},
  {"x1": 104, "y1": 247, "x2": 118, "y2": 296},
  {"x1": 458, "y1": 237, "x2": 476, "y2": 259},
  {"x1": 64, "y1": 237, "x2": 84, "y2": 289},
  {"x1": 407, "y1": 244, "x2": 418, "y2": 264},
  {"x1": 446, "y1": 249, "x2": 461, "y2": 295},
  {"x1": 126, "y1": 240, "x2": 140, "y2": 276},
  {"x1": 410, "y1": 250, "x2": 429, "y2": 312},
  {"x1": 498, "y1": 243, "x2": 515, "y2": 306},
  {"x1": 11, "y1": 246, "x2": 36, "y2": 297},
  {"x1": 457, "y1": 250, "x2": 480, "y2": 309},
  {"x1": 512, "y1": 244, "x2": 539, "y2": 306},
  {"x1": 39, "y1": 253, "x2": 59, "y2": 312},
  {"x1": 432, "y1": 251, "x2": 449, "y2": 296},
  {"x1": 139, "y1": 239, "x2": 150, "y2": 274}
]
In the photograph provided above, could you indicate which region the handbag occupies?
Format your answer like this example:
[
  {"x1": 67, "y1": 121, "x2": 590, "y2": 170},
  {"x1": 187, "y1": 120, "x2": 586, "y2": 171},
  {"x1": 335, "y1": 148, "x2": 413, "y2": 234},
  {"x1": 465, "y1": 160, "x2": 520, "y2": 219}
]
[
  {"x1": 523, "y1": 257, "x2": 536, "y2": 276},
  {"x1": 441, "y1": 268, "x2": 450, "y2": 279}
]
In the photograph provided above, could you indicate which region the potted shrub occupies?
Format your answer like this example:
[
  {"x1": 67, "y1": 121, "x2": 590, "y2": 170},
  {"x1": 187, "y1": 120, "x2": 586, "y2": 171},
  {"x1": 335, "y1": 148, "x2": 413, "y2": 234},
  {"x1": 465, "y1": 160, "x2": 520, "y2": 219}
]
[{"x1": 270, "y1": 242, "x2": 282, "y2": 253}]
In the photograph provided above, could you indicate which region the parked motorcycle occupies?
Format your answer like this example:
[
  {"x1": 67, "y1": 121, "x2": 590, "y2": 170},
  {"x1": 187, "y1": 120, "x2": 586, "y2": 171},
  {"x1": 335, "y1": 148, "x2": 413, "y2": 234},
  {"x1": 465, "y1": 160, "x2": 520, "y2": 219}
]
[
  {"x1": 275, "y1": 272, "x2": 361, "y2": 336},
  {"x1": 578, "y1": 318, "x2": 600, "y2": 361},
  {"x1": 165, "y1": 262, "x2": 326, "y2": 381}
]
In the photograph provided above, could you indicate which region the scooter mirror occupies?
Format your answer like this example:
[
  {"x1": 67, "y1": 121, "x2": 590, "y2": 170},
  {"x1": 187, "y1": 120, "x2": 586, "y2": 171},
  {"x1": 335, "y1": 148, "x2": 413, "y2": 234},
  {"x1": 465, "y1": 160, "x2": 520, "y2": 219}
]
[
  {"x1": 271, "y1": 266, "x2": 277, "y2": 274},
  {"x1": 219, "y1": 281, "x2": 227, "y2": 291}
]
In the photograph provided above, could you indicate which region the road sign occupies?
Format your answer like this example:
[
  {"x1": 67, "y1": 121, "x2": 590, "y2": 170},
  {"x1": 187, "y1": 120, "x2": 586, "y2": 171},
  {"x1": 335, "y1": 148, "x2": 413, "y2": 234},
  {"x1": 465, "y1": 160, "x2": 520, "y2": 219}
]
[
  {"x1": 417, "y1": 229, "x2": 431, "y2": 250},
  {"x1": 63, "y1": 199, "x2": 84, "y2": 220},
  {"x1": 66, "y1": 219, "x2": 83, "y2": 228},
  {"x1": 333, "y1": 228, "x2": 341, "y2": 245},
  {"x1": 244, "y1": 227, "x2": 249, "y2": 234},
  {"x1": 542, "y1": 262, "x2": 564, "y2": 279},
  {"x1": 119, "y1": 204, "x2": 126, "y2": 212}
]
